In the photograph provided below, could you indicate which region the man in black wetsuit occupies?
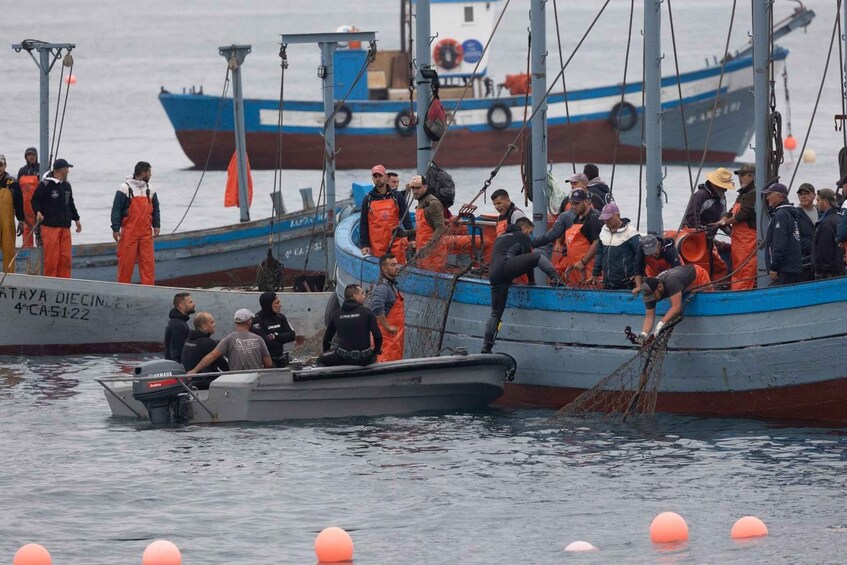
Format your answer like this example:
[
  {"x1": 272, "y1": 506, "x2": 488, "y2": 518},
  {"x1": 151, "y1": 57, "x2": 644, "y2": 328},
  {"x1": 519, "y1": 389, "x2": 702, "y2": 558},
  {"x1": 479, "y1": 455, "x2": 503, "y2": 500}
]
[
  {"x1": 482, "y1": 217, "x2": 562, "y2": 353},
  {"x1": 319, "y1": 284, "x2": 384, "y2": 366},
  {"x1": 164, "y1": 292, "x2": 195, "y2": 361},
  {"x1": 181, "y1": 312, "x2": 229, "y2": 389},
  {"x1": 251, "y1": 291, "x2": 297, "y2": 367}
]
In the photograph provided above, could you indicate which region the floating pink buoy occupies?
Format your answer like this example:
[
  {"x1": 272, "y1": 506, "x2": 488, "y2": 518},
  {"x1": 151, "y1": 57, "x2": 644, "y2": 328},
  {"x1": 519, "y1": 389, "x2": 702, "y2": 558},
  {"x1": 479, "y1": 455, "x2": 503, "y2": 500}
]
[
  {"x1": 731, "y1": 516, "x2": 768, "y2": 539},
  {"x1": 650, "y1": 511, "x2": 689, "y2": 543},
  {"x1": 13, "y1": 544, "x2": 51, "y2": 565},
  {"x1": 315, "y1": 527, "x2": 354, "y2": 562},
  {"x1": 564, "y1": 540, "x2": 598, "y2": 552},
  {"x1": 142, "y1": 540, "x2": 182, "y2": 565},
  {"x1": 63, "y1": 74, "x2": 77, "y2": 85}
]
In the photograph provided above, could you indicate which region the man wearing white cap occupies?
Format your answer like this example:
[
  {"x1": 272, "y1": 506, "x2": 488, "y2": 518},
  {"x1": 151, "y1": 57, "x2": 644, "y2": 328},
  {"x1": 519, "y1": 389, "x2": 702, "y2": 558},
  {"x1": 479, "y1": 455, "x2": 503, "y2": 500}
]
[{"x1": 187, "y1": 308, "x2": 272, "y2": 374}]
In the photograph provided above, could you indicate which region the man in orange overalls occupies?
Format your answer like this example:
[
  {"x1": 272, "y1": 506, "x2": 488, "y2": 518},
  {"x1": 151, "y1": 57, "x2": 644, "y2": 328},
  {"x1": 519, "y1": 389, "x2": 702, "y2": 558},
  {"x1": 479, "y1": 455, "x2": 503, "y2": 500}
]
[
  {"x1": 31, "y1": 158, "x2": 81, "y2": 278},
  {"x1": 16, "y1": 147, "x2": 40, "y2": 248},
  {"x1": 553, "y1": 188, "x2": 603, "y2": 285},
  {"x1": 0, "y1": 155, "x2": 26, "y2": 273},
  {"x1": 397, "y1": 175, "x2": 447, "y2": 271},
  {"x1": 359, "y1": 164, "x2": 412, "y2": 263},
  {"x1": 716, "y1": 163, "x2": 757, "y2": 290},
  {"x1": 369, "y1": 254, "x2": 404, "y2": 362},
  {"x1": 111, "y1": 161, "x2": 160, "y2": 285}
]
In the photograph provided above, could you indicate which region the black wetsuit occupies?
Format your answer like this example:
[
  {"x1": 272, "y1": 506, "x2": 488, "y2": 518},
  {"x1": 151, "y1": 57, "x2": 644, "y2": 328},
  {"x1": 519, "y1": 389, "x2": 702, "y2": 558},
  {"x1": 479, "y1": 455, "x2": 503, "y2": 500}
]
[
  {"x1": 164, "y1": 308, "x2": 190, "y2": 361},
  {"x1": 319, "y1": 299, "x2": 383, "y2": 366},
  {"x1": 181, "y1": 329, "x2": 229, "y2": 389},
  {"x1": 483, "y1": 225, "x2": 559, "y2": 352},
  {"x1": 251, "y1": 291, "x2": 296, "y2": 367}
]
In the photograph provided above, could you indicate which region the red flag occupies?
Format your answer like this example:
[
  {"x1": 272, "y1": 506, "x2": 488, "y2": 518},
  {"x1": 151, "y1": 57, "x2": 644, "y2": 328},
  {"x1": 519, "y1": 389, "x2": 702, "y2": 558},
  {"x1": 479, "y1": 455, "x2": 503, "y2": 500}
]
[{"x1": 225, "y1": 151, "x2": 254, "y2": 207}]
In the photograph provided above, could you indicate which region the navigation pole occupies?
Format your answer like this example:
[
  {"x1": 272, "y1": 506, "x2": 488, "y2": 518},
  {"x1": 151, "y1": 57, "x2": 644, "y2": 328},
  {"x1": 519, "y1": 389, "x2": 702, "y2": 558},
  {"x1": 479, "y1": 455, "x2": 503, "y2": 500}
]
[
  {"x1": 219, "y1": 45, "x2": 252, "y2": 223},
  {"x1": 644, "y1": 0, "x2": 664, "y2": 233},
  {"x1": 415, "y1": 0, "x2": 434, "y2": 175}
]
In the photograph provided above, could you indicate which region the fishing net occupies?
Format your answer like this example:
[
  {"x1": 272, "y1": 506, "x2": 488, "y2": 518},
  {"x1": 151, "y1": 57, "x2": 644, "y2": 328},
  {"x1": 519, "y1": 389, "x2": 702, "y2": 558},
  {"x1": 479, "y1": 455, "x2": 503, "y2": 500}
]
[
  {"x1": 548, "y1": 319, "x2": 681, "y2": 423},
  {"x1": 289, "y1": 329, "x2": 326, "y2": 365}
]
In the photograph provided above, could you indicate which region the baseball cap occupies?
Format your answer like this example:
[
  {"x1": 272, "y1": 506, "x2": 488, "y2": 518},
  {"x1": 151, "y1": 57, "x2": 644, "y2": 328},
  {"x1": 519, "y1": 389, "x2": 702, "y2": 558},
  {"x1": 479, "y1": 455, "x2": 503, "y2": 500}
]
[
  {"x1": 762, "y1": 182, "x2": 789, "y2": 195},
  {"x1": 52, "y1": 158, "x2": 74, "y2": 170},
  {"x1": 817, "y1": 188, "x2": 838, "y2": 205},
  {"x1": 796, "y1": 182, "x2": 815, "y2": 194},
  {"x1": 641, "y1": 234, "x2": 660, "y2": 255},
  {"x1": 734, "y1": 163, "x2": 755, "y2": 176},
  {"x1": 371, "y1": 164, "x2": 386, "y2": 176},
  {"x1": 598, "y1": 202, "x2": 620, "y2": 221},
  {"x1": 234, "y1": 308, "x2": 254, "y2": 323},
  {"x1": 566, "y1": 173, "x2": 589, "y2": 184},
  {"x1": 569, "y1": 188, "x2": 588, "y2": 202},
  {"x1": 409, "y1": 175, "x2": 424, "y2": 187}
]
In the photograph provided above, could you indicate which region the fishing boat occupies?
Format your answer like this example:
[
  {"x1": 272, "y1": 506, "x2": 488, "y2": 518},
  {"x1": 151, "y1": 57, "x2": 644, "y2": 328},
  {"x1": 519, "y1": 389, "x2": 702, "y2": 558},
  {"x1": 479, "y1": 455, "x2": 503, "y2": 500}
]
[
  {"x1": 0, "y1": 273, "x2": 331, "y2": 355},
  {"x1": 159, "y1": 0, "x2": 813, "y2": 170},
  {"x1": 97, "y1": 353, "x2": 515, "y2": 424}
]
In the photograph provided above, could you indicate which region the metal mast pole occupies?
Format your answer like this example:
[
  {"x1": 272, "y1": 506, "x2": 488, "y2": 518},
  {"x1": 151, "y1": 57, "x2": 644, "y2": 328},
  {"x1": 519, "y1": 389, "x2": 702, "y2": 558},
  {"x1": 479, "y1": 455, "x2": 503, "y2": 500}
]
[
  {"x1": 752, "y1": 0, "x2": 770, "y2": 285},
  {"x1": 530, "y1": 0, "x2": 548, "y2": 279},
  {"x1": 219, "y1": 45, "x2": 252, "y2": 223},
  {"x1": 644, "y1": 0, "x2": 664, "y2": 233},
  {"x1": 415, "y1": 0, "x2": 433, "y2": 175},
  {"x1": 11, "y1": 41, "x2": 76, "y2": 171}
]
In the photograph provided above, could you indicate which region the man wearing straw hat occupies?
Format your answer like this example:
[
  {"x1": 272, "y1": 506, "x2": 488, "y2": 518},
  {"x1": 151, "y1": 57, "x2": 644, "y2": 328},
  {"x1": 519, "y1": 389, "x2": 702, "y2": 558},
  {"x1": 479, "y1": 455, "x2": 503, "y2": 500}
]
[{"x1": 683, "y1": 167, "x2": 734, "y2": 281}]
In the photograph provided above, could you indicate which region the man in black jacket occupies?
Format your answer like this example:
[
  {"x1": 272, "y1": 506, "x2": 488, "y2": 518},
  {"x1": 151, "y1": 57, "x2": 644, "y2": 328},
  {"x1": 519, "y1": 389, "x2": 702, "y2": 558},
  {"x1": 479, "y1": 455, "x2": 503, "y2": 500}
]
[
  {"x1": 812, "y1": 189, "x2": 845, "y2": 279},
  {"x1": 319, "y1": 284, "x2": 383, "y2": 366},
  {"x1": 763, "y1": 183, "x2": 803, "y2": 286},
  {"x1": 483, "y1": 217, "x2": 562, "y2": 353},
  {"x1": 251, "y1": 291, "x2": 296, "y2": 367},
  {"x1": 30, "y1": 158, "x2": 81, "y2": 278},
  {"x1": 181, "y1": 312, "x2": 228, "y2": 389},
  {"x1": 164, "y1": 292, "x2": 195, "y2": 361},
  {"x1": 794, "y1": 184, "x2": 816, "y2": 281}
]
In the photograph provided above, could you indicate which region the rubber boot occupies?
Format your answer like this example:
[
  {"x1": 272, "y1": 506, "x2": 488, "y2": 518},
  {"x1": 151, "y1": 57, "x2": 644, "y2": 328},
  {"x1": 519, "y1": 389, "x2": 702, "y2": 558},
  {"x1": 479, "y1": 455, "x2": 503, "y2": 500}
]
[{"x1": 482, "y1": 316, "x2": 498, "y2": 353}]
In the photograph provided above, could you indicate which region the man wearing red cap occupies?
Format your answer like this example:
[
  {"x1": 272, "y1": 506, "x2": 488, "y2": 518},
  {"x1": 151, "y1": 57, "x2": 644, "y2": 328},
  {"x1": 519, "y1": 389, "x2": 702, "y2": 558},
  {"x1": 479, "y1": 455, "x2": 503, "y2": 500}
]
[{"x1": 359, "y1": 164, "x2": 413, "y2": 263}]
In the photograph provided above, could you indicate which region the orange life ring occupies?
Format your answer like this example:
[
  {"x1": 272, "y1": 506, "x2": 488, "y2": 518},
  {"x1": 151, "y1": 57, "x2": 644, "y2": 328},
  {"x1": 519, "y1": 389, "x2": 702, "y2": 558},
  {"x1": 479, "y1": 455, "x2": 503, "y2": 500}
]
[{"x1": 433, "y1": 38, "x2": 463, "y2": 70}]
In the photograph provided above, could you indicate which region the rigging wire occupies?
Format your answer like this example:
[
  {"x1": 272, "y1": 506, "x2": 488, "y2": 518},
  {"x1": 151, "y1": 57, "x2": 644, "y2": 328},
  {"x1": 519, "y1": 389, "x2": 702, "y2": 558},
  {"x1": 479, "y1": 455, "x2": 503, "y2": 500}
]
[
  {"x1": 49, "y1": 53, "x2": 74, "y2": 166},
  {"x1": 788, "y1": 0, "x2": 841, "y2": 189},
  {"x1": 608, "y1": 0, "x2": 637, "y2": 193},
  {"x1": 272, "y1": 44, "x2": 289, "y2": 262},
  {"x1": 172, "y1": 68, "x2": 231, "y2": 233},
  {"x1": 838, "y1": 12, "x2": 847, "y2": 152},
  {"x1": 666, "y1": 0, "x2": 695, "y2": 194},
  {"x1": 637, "y1": 49, "x2": 646, "y2": 231},
  {"x1": 321, "y1": 41, "x2": 376, "y2": 135},
  {"x1": 551, "y1": 0, "x2": 576, "y2": 174}
]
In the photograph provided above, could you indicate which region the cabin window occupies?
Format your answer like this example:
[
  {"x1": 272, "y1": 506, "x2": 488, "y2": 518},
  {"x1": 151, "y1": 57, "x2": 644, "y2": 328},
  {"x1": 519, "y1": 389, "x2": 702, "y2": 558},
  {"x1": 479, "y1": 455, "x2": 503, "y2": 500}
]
[{"x1": 464, "y1": 6, "x2": 474, "y2": 22}]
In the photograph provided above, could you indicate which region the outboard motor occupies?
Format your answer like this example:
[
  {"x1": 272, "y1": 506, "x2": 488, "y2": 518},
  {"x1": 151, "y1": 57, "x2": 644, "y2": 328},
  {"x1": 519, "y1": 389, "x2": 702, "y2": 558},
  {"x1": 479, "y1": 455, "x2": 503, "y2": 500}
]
[{"x1": 131, "y1": 360, "x2": 191, "y2": 425}]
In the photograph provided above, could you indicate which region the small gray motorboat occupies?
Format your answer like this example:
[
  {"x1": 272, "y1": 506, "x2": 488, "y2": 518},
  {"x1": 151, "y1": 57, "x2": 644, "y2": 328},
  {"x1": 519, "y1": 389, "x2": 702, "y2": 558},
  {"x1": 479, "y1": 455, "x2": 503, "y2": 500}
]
[{"x1": 97, "y1": 352, "x2": 515, "y2": 425}]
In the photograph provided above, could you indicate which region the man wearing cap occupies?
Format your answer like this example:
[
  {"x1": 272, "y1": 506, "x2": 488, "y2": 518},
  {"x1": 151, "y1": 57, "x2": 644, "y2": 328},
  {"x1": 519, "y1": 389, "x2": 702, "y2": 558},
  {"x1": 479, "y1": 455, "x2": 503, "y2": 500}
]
[
  {"x1": 359, "y1": 164, "x2": 413, "y2": 263},
  {"x1": 553, "y1": 188, "x2": 603, "y2": 284},
  {"x1": 394, "y1": 176, "x2": 447, "y2": 272},
  {"x1": 715, "y1": 164, "x2": 757, "y2": 290},
  {"x1": 587, "y1": 203, "x2": 641, "y2": 290},
  {"x1": 0, "y1": 155, "x2": 26, "y2": 273},
  {"x1": 812, "y1": 188, "x2": 844, "y2": 279},
  {"x1": 557, "y1": 173, "x2": 589, "y2": 213},
  {"x1": 16, "y1": 148, "x2": 39, "y2": 248},
  {"x1": 583, "y1": 164, "x2": 613, "y2": 211},
  {"x1": 187, "y1": 308, "x2": 273, "y2": 374},
  {"x1": 632, "y1": 233, "x2": 681, "y2": 295},
  {"x1": 111, "y1": 161, "x2": 160, "y2": 285},
  {"x1": 638, "y1": 264, "x2": 712, "y2": 343},
  {"x1": 763, "y1": 183, "x2": 803, "y2": 286},
  {"x1": 794, "y1": 183, "x2": 817, "y2": 281},
  {"x1": 31, "y1": 158, "x2": 81, "y2": 278}
]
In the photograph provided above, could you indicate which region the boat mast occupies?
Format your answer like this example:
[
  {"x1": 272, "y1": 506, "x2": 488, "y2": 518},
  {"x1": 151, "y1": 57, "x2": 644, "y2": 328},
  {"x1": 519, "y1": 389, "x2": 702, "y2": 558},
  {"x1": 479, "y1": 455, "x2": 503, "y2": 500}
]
[
  {"x1": 752, "y1": 0, "x2": 770, "y2": 286},
  {"x1": 644, "y1": 0, "x2": 664, "y2": 233},
  {"x1": 530, "y1": 0, "x2": 549, "y2": 252},
  {"x1": 415, "y1": 0, "x2": 433, "y2": 175},
  {"x1": 11, "y1": 41, "x2": 75, "y2": 172},
  {"x1": 219, "y1": 45, "x2": 252, "y2": 223}
]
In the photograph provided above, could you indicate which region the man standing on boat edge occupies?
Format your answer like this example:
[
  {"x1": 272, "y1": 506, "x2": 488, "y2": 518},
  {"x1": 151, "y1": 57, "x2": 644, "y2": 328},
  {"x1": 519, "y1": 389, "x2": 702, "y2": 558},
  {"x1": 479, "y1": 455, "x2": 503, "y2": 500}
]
[
  {"x1": 111, "y1": 161, "x2": 160, "y2": 285},
  {"x1": 359, "y1": 164, "x2": 413, "y2": 263},
  {"x1": 370, "y1": 254, "x2": 404, "y2": 362},
  {"x1": 31, "y1": 158, "x2": 81, "y2": 278}
]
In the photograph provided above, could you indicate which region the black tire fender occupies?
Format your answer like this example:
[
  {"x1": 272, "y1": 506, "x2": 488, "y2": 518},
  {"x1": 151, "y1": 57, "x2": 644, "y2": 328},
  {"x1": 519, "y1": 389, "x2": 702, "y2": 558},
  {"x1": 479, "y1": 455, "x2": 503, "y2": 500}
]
[{"x1": 487, "y1": 103, "x2": 512, "y2": 131}]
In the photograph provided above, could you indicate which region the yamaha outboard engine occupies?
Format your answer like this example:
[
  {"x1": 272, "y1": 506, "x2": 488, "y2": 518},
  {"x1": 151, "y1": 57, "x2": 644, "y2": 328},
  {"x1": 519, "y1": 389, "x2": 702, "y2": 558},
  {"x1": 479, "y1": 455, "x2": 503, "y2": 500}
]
[{"x1": 131, "y1": 360, "x2": 191, "y2": 425}]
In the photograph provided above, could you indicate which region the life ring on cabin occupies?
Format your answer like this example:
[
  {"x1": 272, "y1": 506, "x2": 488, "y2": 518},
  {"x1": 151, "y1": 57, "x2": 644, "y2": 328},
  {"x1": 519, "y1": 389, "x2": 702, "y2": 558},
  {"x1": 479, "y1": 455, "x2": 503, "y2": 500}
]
[
  {"x1": 334, "y1": 104, "x2": 352, "y2": 129},
  {"x1": 487, "y1": 103, "x2": 512, "y2": 130},
  {"x1": 608, "y1": 101, "x2": 638, "y2": 132},
  {"x1": 394, "y1": 110, "x2": 416, "y2": 137},
  {"x1": 432, "y1": 38, "x2": 463, "y2": 70}
]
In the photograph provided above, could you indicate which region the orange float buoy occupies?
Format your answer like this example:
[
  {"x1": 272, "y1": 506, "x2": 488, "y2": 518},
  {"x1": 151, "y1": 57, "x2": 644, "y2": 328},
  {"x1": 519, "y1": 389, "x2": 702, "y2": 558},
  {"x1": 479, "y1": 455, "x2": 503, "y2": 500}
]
[
  {"x1": 13, "y1": 544, "x2": 51, "y2": 565},
  {"x1": 650, "y1": 512, "x2": 689, "y2": 543},
  {"x1": 142, "y1": 540, "x2": 182, "y2": 565},
  {"x1": 315, "y1": 527, "x2": 354, "y2": 562},
  {"x1": 563, "y1": 541, "x2": 598, "y2": 552},
  {"x1": 784, "y1": 135, "x2": 797, "y2": 151},
  {"x1": 731, "y1": 516, "x2": 768, "y2": 539},
  {"x1": 676, "y1": 229, "x2": 707, "y2": 263},
  {"x1": 63, "y1": 74, "x2": 77, "y2": 85}
]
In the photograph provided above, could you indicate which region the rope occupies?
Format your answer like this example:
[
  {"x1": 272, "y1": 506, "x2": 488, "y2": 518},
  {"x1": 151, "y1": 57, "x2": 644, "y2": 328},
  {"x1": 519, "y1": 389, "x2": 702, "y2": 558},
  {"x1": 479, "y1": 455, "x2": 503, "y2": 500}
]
[
  {"x1": 637, "y1": 60, "x2": 646, "y2": 231},
  {"x1": 788, "y1": 0, "x2": 841, "y2": 189},
  {"x1": 666, "y1": 0, "x2": 695, "y2": 194},
  {"x1": 172, "y1": 67, "x2": 231, "y2": 233},
  {"x1": 694, "y1": 0, "x2": 737, "y2": 188},
  {"x1": 49, "y1": 52, "x2": 74, "y2": 166},
  {"x1": 551, "y1": 0, "x2": 576, "y2": 174},
  {"x1": 272, "y1": 44, "x2": 289, "y2": 262},
  {"x1": 609, "y1": 0, "x2": 636, "y2": 192},
  {"x1": 839, "y1": 13, "x2": 847, "y2": 151}
]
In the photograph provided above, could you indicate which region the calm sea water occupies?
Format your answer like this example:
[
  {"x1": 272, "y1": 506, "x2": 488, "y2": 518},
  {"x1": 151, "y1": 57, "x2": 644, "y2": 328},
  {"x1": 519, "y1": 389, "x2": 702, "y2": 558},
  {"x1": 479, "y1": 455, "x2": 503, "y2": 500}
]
[{"x1": 2, "y1": 1, "x2": 847, "y2": 563}]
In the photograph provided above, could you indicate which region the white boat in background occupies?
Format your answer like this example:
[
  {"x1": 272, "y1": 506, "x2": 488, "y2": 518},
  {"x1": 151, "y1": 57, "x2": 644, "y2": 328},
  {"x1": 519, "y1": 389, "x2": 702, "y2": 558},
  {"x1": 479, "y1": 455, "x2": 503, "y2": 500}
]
[{"x1": 0, "y1": 273, "x2": 331, "y2": 356}]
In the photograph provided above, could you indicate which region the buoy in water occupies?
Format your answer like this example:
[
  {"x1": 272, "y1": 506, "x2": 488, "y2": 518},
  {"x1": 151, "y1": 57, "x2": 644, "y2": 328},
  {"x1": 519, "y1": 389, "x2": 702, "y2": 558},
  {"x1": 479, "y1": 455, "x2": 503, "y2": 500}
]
[
  {"x1": 731, "y1": 516, "x2": 768, "y2": 539},
  {"x1": 14, "y1": 544, "x2": 51, "y2": 565},
  {"x1": 142, "y1": 540, "x2": 182, "y2": 565},
  {"x1": 784, "y1": 135, "x2": 797, "y2": 150},
  {"x1": 650, "y1": 512, "x2": 689, "y2": 543},
  {"x1": 315, "y1": 527, "x2": 354, "y2": 562},
  {"x1": 802, "y1": 148, "x2": 817, "y2": 163},
  {"x1": 63, "y1": 74, "x2": 77, "y2": 85},
  {"x1": 564, "y1": 541, "x2": 598, "y2": 552}
]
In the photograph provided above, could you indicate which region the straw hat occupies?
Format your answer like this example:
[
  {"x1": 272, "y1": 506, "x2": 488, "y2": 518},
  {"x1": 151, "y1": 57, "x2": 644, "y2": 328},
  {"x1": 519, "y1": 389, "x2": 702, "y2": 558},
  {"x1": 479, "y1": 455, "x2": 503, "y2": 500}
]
[{"x1": 706, "y1": 167, "x2": 735, "y2": 190}]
